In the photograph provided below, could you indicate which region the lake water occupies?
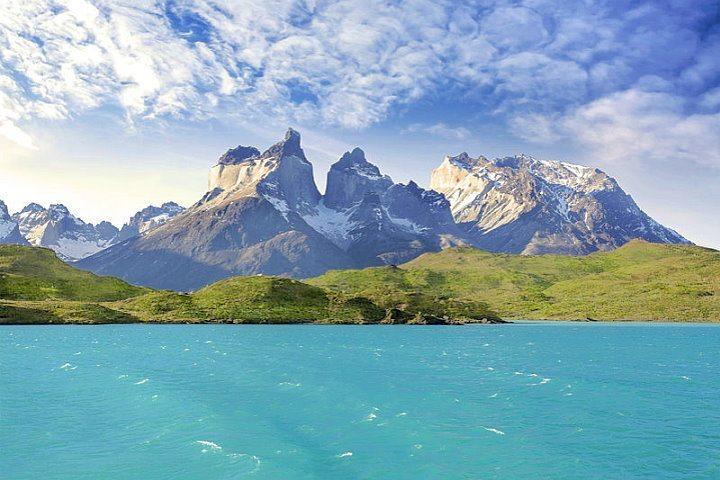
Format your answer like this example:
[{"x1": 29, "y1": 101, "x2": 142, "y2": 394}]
[{"x1": 2, "y1": 323, "x2": 719, "y2": 479}]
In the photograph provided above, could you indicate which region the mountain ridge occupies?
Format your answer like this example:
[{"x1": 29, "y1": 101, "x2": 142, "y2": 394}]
[{"x1": 62, "y1": 128, "x2": 690, "y2": 290}]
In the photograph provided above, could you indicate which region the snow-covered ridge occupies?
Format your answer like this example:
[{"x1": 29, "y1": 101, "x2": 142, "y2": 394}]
[
  {"x1": 114, "y1": 202, "x2": 185, "y2": 243},
  {"x1": 431, "y1": 150, "x2": 688, "y2": 254},
  {"x1": 11, "y1": 203, "x2": 118, "y2": 261}
]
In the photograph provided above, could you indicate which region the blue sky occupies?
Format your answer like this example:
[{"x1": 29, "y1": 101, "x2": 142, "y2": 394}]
[{"x1": 0, "y1": 0, "x2": 719, "y2": 247}]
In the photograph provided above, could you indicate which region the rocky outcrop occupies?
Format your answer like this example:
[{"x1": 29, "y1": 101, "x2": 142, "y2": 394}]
[
  {"x1": 430, "y1": 153, "x2": 688, "y2": 254},
  {"x1": 324, "y1": 148, "x2": 393, "y2": 209}
]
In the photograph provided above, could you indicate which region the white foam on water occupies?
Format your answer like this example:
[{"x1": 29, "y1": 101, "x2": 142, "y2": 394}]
[
  {"x1": 196, "y1": 440, "x2": 222, "y2": 452},
  {"x1": 489, "y1": 393, "x2": 498, "y2": 398},
  {"x1": 396, "y1": 412, "x2": 407, "y2": 417},
  {"x1": 414, "y1": 444, "x2": 423, "y2": 450},
  {"x1": 117, "y1": 374, "x2": 128, "y2": 379},
  {"x1": 680, "y1": 375, "x2": 691, "y2": 380},
  {"x1": 73, "y1": 351, "x2": 81, "y2": 355},
  {"x1": 483, "y1": 427, "x2": 506, "y2": 435},
  {"x1": 135, "y1": 378, "x2": 149, "y2": 385},
  {"x1": 336, "y1": 452, "x2": 353, "y2": 458},
  {"x1": 539, "y1": 378, "x2": 551, "y2": 385},
  {"x1": 58, "y1": 363, "x2": 76, "y2": 371},
  {"x1": 278, "y1": 382, "x2": 301, "y2": 387}
]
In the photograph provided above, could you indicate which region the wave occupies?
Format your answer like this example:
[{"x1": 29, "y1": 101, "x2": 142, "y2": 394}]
[
  {"x1": 134, "y1": 378, "x2": 149, "y2": 385},
  {"x1": 336, "y1": 451, "x2": 353, "y2": 458},
  {"x1": 196, "y1": 440, "x2": 222, "y2": 451},
  {"x1": 483, "y1": 427, "x2": 506, "y2": 435}
]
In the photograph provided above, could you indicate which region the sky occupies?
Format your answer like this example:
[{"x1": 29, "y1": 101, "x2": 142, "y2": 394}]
[{"x1": 0, "y1": 0, "x2": 719, "y2": 248}]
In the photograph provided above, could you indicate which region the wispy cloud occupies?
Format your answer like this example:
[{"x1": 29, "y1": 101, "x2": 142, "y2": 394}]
[
  {"x1": 0, "y1": 0, "x2": 717, "y2": 151},
  {"x1": 402, "y1": 123, "x2": 471, "y2": 140},
  {"x1": 513, "y1": 88, "x2": 720, "y2": 169}
]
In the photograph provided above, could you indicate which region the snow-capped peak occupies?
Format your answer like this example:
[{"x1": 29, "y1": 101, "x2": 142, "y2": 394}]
[{"x1": 12, "y1": 202, "x2": 118, "y2": 261}]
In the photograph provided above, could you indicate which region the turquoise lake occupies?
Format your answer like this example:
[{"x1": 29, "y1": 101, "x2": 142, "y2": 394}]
[{"x1": 2, "y1": 323, "x2": 719, "y2": 479}]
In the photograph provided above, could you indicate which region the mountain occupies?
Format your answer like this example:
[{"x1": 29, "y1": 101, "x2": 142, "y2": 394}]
[
  {"x1": 77, "y1": 129, "x2": 689, "y2": 290},
  {"x1": 12, "y1": 203, "x2": 118, "y2": 261},
  {"x1": 430, "y1": 153, "x2": 689, "y2": 254},
  {"x1": 309, "y1": 240, "x2": 720, "y2": 322},
  {"x1": 302, "y1": 147, "x2": 465, "y2": 266},
  {"x1": 0, "y1": 200, "x2": 29, "y2": 245},
  {"x1": 114, "y1": 202, "x2": 185, "y2": 243},
  {"x1": 77, "y1": 129, "x2": 357, "y2": 290}
]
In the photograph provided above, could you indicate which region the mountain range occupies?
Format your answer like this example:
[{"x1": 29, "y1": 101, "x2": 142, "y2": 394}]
[
  {"x1": 0, "y1": 201, "x2": 185, "y2": 261},
  {"x1": 2, "y1": 128, "x2": 688, "y2": 290}
]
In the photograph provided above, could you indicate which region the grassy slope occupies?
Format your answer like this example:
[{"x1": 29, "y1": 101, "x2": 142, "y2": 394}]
[
  {"x1": 113, "y1": 276, "x2": 387, "y2": 324},
  {"x1": 4, "y1": 241, "x2": 719, "y2": 323},
  {"x1": 309, "y1": 240, "x2": 720, "y2": 322},
  {"x1": 0, "y1": 245, "x2": 146, "y2": 301},
  {"x1": 0, "y1": 246, "x2": 390, "y2": 324}
]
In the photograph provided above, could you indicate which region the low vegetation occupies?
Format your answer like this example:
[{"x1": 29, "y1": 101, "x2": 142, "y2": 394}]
[
  {"x1": 1, "y1": 245, "x2": 491, "y2": 324},
  {"x1": 310, "y1": 240, "x2": 720, "y2": 322},
  {"x1": 2, "y1": 240, "x2": 719, "y2": 324}
]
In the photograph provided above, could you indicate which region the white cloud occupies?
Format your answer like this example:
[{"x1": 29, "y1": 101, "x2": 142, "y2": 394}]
[
  {"x1": 0, "y1": 0, "x2": 717, "y2": 151},
  {"x1": 403, "y1": 122, "x2": 471, "y2": 140},
  {"x1": 514, "y1": 88, "x2": 720, "y2": 169}
]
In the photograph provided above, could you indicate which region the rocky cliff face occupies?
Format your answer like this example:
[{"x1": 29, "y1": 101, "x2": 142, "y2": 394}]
[
  {"x1": 77, "y1": 129, "x2": 355, "y2": 290},
  {"x1": 302, "y1": 148, "x2": 464, "y2": 266},
  {"x1": 323, "y1": 148, "x2": 393, "y2": 209},
  {"x1": 13, "y1": 203, "x2": 118, "y2": 261},
  {"x1": 114, "y1": 202, "x2": 185, "y2": 243},
  {"x1": 430, "y1": 153, "x2": 688, "y2": 254},
  {"x1": 0, "y1": 200, "x2": 28, "y2": 245}
]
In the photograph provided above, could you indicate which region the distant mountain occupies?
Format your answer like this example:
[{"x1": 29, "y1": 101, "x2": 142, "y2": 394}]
[
  {"x1": 302, "y1": 147, "x2": 465, "y2": 266},
  {"x1": 114, "y1": 202, "x2": 185, "y2": 243},
  {"x1": 77, "y1": 128, "x2": 689, "y2": 290},
  {"x1": 77, "y1": 129, "x2": 357, "y2": 290},
  {"x1": 12, "y1": 203, "x2": 118, "y2": 261},
  {"x1": 430, "y1": 153, "x2": 688, "y2": 254},
  {"x1": 0, "y1": 200, "x2": 28, "y2": 245}
]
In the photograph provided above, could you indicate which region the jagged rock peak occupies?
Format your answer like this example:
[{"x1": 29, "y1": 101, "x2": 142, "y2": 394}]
[
  {"x1": 0, "y1": 199, "x2": 29, "y2": 245},
  {"x1": 218, "y1": 145, "x2": 261, "y2": 165},
  {"x1": 336, "y1": 147, "x2": 368, "y2": 166},
  {"x1": 48, "y1": 204, "x2": 71, "y2": 219},
  {"x1": 19, "y1": 202, "x2": 45, "y2": 214},
  {"x1": 114, "y1": 201, "x2": 185, "y2": 243},
  {"x1": 324, "y1": 147, "x2": 393, "y2": 209},
  {"x1": 260, "y1": 127, "x2": 305, "y2": 160}
]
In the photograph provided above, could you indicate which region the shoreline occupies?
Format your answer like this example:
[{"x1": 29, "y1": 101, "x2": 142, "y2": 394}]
[{"x1": 4, "y1": 318, "x2": 720, "y2": 326}]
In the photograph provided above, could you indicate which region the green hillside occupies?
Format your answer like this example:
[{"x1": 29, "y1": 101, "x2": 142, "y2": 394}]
[
  {"x1": 1, "y1": 245, "x2": 488, "y2": 324},
  {"x1": 309, "y1": 240, "x2": 720, "y2": 322},
  {"x1": 0, "y1": 245, "x2": 146, "y2": 301},
  {"x1": 3, "y1": 241, "x2": 719, "y2": 324},
  {"x1": 114, "y1": 276, "x2": 390, "y2": 324}
]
